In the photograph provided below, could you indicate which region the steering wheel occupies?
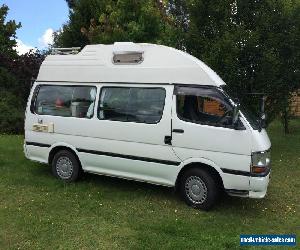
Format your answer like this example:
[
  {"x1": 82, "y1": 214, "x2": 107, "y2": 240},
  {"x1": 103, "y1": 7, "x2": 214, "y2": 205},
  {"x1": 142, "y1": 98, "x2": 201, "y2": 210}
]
[{"x1": 215, "y1": 110, "x2": 231, "y2": 125}]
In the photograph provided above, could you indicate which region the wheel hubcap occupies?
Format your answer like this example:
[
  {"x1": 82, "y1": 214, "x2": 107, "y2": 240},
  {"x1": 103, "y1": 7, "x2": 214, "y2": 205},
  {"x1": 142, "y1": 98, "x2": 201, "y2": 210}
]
[
  {"x1": 185, "y1": 176, "x2": 207, "y2": 204},
  {"x1": 56, "y1": 156, "x2": 73, "y2": 179}
]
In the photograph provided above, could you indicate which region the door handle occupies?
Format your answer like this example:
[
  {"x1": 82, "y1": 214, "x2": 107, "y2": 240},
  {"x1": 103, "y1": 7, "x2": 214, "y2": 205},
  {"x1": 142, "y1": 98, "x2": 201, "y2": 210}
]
[
  {"x1": 164, "y1": 136, "x2": 172, "y2": 145},
  {"x1": 172, "y1": 129, "x2": 184, "y2": 134}
]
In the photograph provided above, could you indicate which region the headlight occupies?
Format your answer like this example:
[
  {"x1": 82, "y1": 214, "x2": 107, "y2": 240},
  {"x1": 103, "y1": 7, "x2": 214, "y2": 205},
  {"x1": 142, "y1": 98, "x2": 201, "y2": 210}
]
[{"x1": 251, "y1": 150, "x2": 271, "y2": 175}]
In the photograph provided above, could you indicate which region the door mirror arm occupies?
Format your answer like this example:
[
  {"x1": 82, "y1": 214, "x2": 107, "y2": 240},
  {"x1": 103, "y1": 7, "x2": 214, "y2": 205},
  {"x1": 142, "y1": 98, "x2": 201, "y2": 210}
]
[{"x1": 259, "y1": 96, "x2": 267, "y2": 131}]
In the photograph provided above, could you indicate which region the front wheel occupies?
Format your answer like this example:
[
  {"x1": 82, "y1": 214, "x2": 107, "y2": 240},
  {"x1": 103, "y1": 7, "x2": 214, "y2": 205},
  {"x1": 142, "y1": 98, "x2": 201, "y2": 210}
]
[
  {"x1": 180, "y1": 168, "x2": 220, "y2": 210},
  {"x1": 51, "y1": 150, "x2": 81, "y2": 182}
]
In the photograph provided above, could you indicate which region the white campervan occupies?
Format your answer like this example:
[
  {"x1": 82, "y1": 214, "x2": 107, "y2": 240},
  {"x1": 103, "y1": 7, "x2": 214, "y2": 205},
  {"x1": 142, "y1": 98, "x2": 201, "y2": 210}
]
[{"x1": 24, "y1": 42, "x2": 271, "y2": 210}]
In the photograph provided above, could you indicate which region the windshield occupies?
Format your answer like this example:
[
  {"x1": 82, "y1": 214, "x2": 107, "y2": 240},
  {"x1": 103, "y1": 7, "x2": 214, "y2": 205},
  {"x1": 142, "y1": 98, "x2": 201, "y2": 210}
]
[
  {"x1": 239, "y1": 103, "x2": 260, "y2": 130},
  {"x1": 220, "y1": 86, "x2": 260, "y2": 130}
]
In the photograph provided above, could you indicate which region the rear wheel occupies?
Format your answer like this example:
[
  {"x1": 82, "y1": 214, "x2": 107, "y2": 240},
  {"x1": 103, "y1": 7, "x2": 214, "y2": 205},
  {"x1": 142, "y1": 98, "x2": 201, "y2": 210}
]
[
  {"x1": 180, "y1": 168, "x2": 219, "y2": 210},
  {"x1": 51, "y1": 150, "x2": 81, "y2": 182}
]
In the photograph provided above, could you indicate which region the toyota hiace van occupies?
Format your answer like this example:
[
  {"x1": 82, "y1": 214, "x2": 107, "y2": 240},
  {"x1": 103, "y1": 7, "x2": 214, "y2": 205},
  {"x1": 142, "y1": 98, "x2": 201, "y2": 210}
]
[{"x1": 24, "y1": 42, "x2": 271, "y2": 210}]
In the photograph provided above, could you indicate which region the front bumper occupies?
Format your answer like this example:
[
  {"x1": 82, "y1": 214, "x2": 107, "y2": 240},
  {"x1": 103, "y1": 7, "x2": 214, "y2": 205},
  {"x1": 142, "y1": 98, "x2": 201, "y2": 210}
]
[
  {"x1": 248, "y1": 171, "x2": 270, "y2": 198},
  {"x1": 225, "y1": 171, "x2": 270, "y2": 198}
]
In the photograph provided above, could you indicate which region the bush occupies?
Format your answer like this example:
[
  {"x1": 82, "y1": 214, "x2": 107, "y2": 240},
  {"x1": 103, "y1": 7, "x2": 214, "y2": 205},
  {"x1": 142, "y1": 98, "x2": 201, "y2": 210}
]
[{"x1": 0, "y1": 91, "x2": 24, "y2": 134}]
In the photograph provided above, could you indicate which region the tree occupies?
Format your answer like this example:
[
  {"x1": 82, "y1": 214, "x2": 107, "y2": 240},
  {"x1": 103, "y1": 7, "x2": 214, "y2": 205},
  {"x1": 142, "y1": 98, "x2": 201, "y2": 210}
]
[
  {"x1": 54, "y1": 0, "x2": 180, "y2": 48},
  {"x1": 0, "y1": 4, "x2": 22, "y2": 133},
  {"x1": 184, "y1": 0, "x2": 300, "y2": 133},
  {"x1": 54, "y1": 0, "x2": 105, "y2": 47},
  {"x1": 0, "y1": 4, "x2": 45, "y2": 133},
  {"x1": 0, "y1": 4, "x2": 21, "y2": 59}
]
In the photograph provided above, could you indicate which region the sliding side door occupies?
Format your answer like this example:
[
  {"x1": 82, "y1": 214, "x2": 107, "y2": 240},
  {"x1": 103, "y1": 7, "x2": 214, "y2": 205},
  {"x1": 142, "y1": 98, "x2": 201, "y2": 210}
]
[{"x1": 79, "y1": 84, "x2": 181, "y2": 186}]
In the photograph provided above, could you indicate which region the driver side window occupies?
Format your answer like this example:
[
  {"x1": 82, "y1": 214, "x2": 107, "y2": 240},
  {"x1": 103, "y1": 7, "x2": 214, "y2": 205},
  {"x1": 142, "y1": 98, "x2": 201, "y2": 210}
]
[{"x1": 177, "y1": 94, "x2": 232, "y2": 127}]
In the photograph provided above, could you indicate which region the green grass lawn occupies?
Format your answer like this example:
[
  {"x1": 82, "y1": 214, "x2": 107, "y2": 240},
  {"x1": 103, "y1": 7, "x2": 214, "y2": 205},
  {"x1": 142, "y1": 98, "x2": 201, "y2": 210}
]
[{"x1": 0, "y1": 120, "x2": 299, "y2": 249}]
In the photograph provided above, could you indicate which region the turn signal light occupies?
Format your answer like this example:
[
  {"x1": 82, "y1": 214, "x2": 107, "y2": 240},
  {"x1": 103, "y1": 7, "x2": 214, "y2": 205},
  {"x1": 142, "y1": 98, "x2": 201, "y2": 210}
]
[{"x1": 251, "y1": 166, "x2": 267, "y2": 174}]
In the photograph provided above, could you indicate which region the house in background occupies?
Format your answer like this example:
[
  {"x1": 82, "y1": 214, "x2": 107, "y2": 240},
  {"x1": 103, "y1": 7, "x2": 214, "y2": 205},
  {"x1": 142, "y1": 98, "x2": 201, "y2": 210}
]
[{"x1": 291, "y1": 90, "x2": 300, "y2": 117}]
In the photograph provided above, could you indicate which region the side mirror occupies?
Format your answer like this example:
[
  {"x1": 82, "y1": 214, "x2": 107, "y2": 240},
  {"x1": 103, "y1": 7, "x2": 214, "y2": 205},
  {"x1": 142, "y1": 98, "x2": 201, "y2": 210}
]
[
  {"x1": 232, "y1": 103, "x2": 240, "y2": 128},
  {"x1": 259, "y1": 117, "x2": 266, "y2": 130}
]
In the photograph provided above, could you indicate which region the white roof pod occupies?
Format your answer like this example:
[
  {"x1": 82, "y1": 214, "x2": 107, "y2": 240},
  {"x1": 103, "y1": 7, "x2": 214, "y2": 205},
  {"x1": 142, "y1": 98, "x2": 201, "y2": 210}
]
[{"x1": 37, "y1": 42, "x2": 226, "y2": 87}]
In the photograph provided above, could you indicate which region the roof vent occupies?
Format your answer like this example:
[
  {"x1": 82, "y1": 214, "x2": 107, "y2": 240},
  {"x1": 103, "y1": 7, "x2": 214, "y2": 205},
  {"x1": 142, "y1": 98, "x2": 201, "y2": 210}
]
[
  {"x1": 112, "y1": 42, "x2": 144, "y2": 64},
  {"x1": 113, "y1": 52, "x2": 143, "y2": 64},
  {"x1": 51, "y1": 47, "x2": 81, "y2": 55}
]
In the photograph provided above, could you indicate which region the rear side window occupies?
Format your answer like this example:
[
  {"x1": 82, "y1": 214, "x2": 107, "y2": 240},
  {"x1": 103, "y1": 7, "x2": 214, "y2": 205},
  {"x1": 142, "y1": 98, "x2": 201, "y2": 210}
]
[
  {"x1": 34, "y1": 85, "x2": 97, "y2": 118},
  {"x1": 98, "y1": 87, "x2": 166, "y2": 124}
]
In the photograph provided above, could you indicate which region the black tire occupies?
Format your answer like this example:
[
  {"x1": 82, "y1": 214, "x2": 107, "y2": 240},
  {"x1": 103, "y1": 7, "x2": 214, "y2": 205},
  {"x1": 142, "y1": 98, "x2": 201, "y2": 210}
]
[
  {"x1": 51, "y1": 150, "x2": 81, "y2": 182},
  {"x1": 180, "y1": 168, "x2": 219, "y2": 211}
]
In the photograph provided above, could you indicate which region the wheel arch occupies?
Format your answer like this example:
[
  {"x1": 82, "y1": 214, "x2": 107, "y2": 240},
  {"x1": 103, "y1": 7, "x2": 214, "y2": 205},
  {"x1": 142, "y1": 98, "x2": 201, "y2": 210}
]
[
  {"x1": 48, "y1": 143, "x2": 82, "y2": 168},
  {"x1": 175, "y1": 159, "x2": 224, "y2": 192}
]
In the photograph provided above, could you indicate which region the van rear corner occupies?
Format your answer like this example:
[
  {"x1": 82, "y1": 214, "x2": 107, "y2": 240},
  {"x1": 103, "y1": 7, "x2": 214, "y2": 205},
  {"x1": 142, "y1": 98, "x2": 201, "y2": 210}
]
[{"x1": 23, "y1": 140, "x2": 30, "y2": 160}]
